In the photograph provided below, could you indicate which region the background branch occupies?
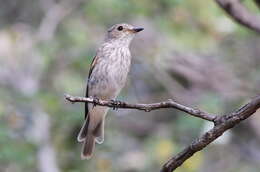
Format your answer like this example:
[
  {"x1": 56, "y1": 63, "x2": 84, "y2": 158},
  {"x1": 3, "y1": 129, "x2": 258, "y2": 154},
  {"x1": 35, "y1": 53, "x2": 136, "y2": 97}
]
[
  {"x1": 215, "y1": 0, "x2": 260, "y2": 33},
  {"x1": 253, "y1": 0, "x2": 260, "y2": 9}
]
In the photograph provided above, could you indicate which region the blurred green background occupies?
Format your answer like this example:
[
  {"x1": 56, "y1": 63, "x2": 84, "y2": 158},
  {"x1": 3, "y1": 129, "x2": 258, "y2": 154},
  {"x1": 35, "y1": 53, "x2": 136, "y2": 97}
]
[{"x1": 0, "y1": 0, "x2": 260, "y2": 172}]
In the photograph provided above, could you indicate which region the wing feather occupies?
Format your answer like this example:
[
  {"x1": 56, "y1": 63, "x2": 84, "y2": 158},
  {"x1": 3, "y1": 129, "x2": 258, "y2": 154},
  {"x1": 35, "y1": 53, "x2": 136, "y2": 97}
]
[{"x1": 85, "y1": 55, "x2": 99, "y2": 118}]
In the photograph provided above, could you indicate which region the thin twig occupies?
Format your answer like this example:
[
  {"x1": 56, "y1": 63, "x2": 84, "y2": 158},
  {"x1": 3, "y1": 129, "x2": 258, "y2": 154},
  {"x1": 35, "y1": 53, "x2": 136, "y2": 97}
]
[{"x1": 64, "y1": 94, "x2": 217, "y2": 122}]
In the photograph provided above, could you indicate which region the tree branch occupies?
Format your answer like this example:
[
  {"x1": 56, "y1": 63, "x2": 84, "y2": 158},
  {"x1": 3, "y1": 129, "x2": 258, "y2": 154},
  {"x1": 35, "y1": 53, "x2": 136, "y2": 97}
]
[
  {"x1": 215, "y1": 0, "x2": 260, "y2": 33},
  {"x1": 64, "y1": 94, "x2": 260, "y2": 171},
  {"x1": 161, "y1": 95, "x2": 260, "y2": 172},
  {"x1": 64, "y1": 94, "x2": 217, "y2": 122}
]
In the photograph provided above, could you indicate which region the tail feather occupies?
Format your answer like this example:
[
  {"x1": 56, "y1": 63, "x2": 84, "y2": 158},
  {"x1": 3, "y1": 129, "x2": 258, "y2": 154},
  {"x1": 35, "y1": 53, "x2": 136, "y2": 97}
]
[
  {"x1": 79, "y1": 106, "x2": 108, "y2": 159},
  {"x1": 81, "y1": 133, "x2": 95, "y2": 160},
  {"x1": 77, "y1": 117, "x2": 89, "y2": 142},
  {"x1": 93, "y1": 119, "x2": 105, "y2": 144}
]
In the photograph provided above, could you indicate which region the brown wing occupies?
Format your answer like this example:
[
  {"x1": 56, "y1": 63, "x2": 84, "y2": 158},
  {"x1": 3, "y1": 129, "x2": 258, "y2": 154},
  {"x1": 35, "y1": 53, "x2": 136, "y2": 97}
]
[
  {"x1": 85, "y1": 55, "x2": 99, "y2": 118},
  {"x1": 77, "y1": 55, "x2": 99, "y2": 142}
]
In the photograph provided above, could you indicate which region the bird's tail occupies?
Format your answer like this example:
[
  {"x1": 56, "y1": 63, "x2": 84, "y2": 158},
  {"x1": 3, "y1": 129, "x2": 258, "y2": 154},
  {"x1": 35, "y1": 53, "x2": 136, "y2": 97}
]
[
  {"x1": 78, "y1": 106, "x2": 108, "y2": 159},
  {"x1": 81, "y1": 133, "x2": 95, "y2": 160},
  {"x1": 77, "y1": 117, "x2": 89, "y2": 142},
  {"x1": 81, "y1": 118, "x2": 105, "y2": 159},
  {"x1": 93, "y1": 119, "x2": 105, "y2": 144}
]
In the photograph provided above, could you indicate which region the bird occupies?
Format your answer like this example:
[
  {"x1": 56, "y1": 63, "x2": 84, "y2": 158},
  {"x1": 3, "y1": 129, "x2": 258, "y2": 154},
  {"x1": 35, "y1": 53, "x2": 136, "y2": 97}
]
[{"x1": 77, "y1": 23, "x2": 143, "y2": 159}]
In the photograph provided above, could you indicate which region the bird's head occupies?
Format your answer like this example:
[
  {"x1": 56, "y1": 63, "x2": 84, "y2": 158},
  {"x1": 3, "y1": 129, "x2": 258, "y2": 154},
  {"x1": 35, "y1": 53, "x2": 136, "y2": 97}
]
[{"x1": 106, "y1": 23, "x2": 143, "y2": 45}]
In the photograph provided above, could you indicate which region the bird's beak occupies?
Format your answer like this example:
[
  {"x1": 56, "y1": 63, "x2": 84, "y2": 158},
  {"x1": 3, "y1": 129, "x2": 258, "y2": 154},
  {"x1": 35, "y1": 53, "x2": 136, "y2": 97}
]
[{"x1": 132, "y1": 27, "x2": 144, "y2": 33}]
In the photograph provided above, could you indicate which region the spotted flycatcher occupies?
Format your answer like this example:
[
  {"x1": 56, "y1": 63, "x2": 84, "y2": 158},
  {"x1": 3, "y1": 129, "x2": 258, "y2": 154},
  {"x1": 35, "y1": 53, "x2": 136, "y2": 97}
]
[{"x1": 77, "y1": 23, "x2": 143, "y2": 159}]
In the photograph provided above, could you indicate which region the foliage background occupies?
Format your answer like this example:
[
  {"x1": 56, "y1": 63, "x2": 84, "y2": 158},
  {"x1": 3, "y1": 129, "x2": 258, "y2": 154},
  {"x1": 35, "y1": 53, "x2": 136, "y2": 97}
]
[{"x1": 0, "y1": 0, "x2": 260, "y2": 172}]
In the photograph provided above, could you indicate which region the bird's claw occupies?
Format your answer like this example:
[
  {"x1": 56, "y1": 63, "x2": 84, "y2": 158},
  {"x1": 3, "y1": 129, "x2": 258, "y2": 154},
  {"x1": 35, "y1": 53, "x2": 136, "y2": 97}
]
[
  {"x1": 110, "y1": 99, "x2": 124, "y2": 110},
  {"x1": 92, "y1": 96, "x2": 99, "y2": 108}
]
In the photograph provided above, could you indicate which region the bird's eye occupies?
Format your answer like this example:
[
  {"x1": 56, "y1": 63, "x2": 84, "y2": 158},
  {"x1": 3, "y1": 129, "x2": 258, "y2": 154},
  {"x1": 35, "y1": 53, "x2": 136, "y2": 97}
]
[{"x1": 117, "y1": 26, "x2": 123, "y2": 31}]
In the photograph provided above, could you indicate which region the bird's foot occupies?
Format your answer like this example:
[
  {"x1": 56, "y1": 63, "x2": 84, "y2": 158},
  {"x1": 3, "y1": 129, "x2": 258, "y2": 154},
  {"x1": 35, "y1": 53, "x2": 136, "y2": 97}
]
[
  {"x1": 92, "y1": 96, "x2": 99, "y2": 108},
  {"x1": 110, "y1": 99, "x2": 124, "y2": 110}
]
